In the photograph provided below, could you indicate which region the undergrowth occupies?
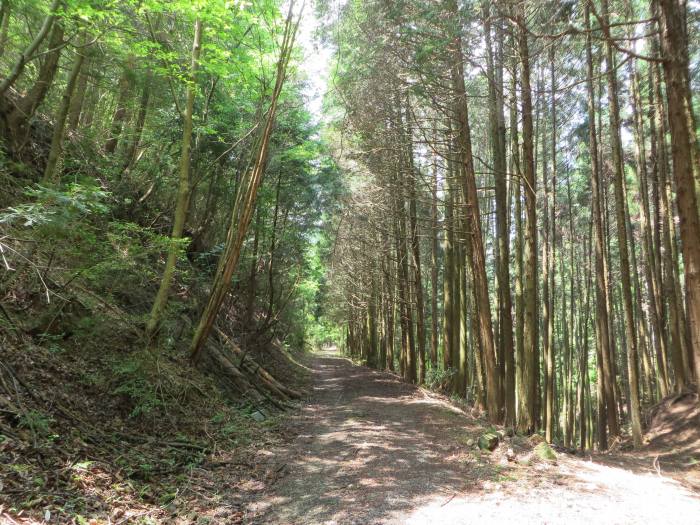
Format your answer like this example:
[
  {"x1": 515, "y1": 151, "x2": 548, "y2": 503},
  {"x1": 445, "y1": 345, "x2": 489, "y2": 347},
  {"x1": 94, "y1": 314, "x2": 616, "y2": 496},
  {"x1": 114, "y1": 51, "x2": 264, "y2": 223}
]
[{"x1": 0, "y1": 130, "x2": 313, "y2": 522}]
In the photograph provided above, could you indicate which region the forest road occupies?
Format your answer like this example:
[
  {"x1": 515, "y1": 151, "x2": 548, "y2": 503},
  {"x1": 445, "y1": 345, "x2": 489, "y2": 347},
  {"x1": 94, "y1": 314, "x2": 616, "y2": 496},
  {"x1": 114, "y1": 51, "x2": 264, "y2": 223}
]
[{"x1": 245, "y1": 350, "x2": 700, "y2": 524}]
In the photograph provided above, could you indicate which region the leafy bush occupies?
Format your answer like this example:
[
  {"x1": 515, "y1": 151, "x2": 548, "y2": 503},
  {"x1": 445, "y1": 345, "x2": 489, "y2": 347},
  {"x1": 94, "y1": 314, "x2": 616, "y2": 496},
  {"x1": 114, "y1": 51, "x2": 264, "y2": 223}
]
[
  {"x1": 18, "y1": 410, "x2": 55, "y2": 437},
  {"x1": 0, "y1": 182, "x2": 111, "y2": 228},
  {"x1": 534, "y1": 441, "x2": 557, "y2": 461},
  {"x1": 84, "y1": 221, "x2": 185, "y2": 311},
  {"x1": 111, "y1": 353, "x2": 166, "y2": 418},
  {"x1": 425, "y1": 366, "x2": 457, "y2": 391}
]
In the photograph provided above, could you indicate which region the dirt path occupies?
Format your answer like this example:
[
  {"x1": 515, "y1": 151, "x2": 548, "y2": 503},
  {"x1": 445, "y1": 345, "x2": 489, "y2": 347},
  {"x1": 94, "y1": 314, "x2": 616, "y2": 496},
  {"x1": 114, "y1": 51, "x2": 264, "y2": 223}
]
[{"x1": 245, "y1": 351, "x2": 700, "y2": 524}]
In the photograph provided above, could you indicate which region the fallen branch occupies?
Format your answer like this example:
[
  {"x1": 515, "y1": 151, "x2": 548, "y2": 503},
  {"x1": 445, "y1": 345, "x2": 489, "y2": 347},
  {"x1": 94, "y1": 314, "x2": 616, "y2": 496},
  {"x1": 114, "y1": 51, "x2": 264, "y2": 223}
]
[
  {"x1": 206, "y1": 342, "x2": 269, "y2": 408},
  {"x1": 215, "y1": 326, "x2": 303, "y2": 400}
]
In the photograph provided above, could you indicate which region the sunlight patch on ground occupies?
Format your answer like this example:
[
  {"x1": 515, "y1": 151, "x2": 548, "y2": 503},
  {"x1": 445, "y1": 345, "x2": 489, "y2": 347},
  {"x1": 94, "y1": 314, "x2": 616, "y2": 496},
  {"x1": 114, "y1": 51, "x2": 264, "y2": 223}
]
[
  {"x1": 398, "y1": 459, "x2": 700, "y2": 525},
  {"x1": 571, "y1": 459, "x2": 698, "y2": 500},
  {"x1": 249, "y1": 355, "x2": 700, "y2": 524}
]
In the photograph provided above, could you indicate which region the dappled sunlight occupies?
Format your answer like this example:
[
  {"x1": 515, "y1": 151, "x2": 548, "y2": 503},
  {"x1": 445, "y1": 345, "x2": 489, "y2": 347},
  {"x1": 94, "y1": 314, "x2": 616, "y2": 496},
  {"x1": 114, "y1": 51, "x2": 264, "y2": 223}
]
[
  {"x1": 400, "y1": 457, "x2": 700, "y2": 525},
  {"x1": 247, "y1": 356, "x2": 700, "y2": 524},
  {"x1": 571, "y1": 458, "x2": 699, "y2": 499},
  {"x1": 247, "y1": 356, "x2": 490, "y2": 523}
]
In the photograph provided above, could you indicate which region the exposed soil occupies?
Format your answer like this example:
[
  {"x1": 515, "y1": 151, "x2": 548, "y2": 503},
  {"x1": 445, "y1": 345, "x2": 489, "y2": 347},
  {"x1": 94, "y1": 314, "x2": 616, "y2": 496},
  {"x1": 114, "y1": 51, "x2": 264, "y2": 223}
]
[
  {"x1": 647, "y1": 390, "x2": 700, "y2": 454},
  {"x1": 2, "y1": 346, "x2": 699, "y2": 524},
  {"x1": 244, "y1": 350, "x2": 700, "y2": 524},
  {"x1": 0, "y1": 332, "x2": 308, "y2": 524}
]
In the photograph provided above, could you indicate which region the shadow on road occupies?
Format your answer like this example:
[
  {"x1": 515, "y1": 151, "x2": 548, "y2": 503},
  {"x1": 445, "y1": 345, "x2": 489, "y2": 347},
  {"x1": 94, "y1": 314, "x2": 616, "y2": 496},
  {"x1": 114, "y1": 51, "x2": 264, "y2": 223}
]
[{"x1": 243, "y1": 352, "x2": 700, "y2": 525}]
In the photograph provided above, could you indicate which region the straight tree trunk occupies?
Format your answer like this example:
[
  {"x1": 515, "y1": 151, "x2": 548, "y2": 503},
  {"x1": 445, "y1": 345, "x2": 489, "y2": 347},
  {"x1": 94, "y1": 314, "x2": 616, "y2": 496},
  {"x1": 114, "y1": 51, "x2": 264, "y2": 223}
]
[
  {"x1": 449, "y1": 8, "x2": 500, "y2": 422},
  {"x1": 544, "y1": 46, "x2": 557, "y2": 443},
  {"x1": 245, "y1": 211, "x2": 261, "y2": 325},
  {"x1": 105, "y1": 58, "x2": 135, "y2": 155},
  {"x1": 510, "y1": 55, "x2": 525, "y2": 425},
  {"x1": 649, "y1": 58, "x2": 673, "y2": 396},
  {"x1": 580, "y1": 222, "x2": 593, "y2": 450},
  {"x1": 585, "y1": 5, "x2": 617, "y2": 449},
  {"x1": 601, "y1": 0, "x2": 642, "y2": 447},
  {"x1": 146, "y1": 19, "x2": 203, "y2": 340},
  {"x1": 430, "y1": 131, "x2": 440, "y2": 369},
  {"x1": 443, "y1": 145, "x2": 456, "y2": 373},
  {"x1": 379, "y1": 242, "x2": 388, "y2": 369},
  {"x1": 367, "y1": 278, "x2": 378, "y2": 368},
  {"x1": 516, "y1": 4, "x2": 538, "y2": 433},
  {"x1": 123, "y1": 72, "x2": 152, "y2": 173},
  {"x1": 404, "y1": 100, "x2": 425, "y2": 384},
  {"x1": 629, "y1": 51, "x2": 668, "y2": 398},
  {"x1": 387, "y1": 258, "x2": 396, "y2": 372},
  {"x1": 597, "y1": 60, "x2": 620, "y2": 430},
  {"x1": 458, "y1": 228, "x2": 468, "y2": 396},
  {"x1": 79, "y1": 56, "x2": 102, "y2": 132},
  {"x1": 396, "y1": 126, "x2": 416, "y2": 383},
  {"x1": 67, "y1": 53, "x2": 91, "y2": 133},
  {"x1": 395, "y1": 209, "x2": 409, "y2": 378},
  {"x1": 484, "y1": 3, "x2": 514, "y2": 425},
  {"x1": 265, "y1": 172, "x2": 283, "y2": 324},
  {"x1": 0, "y1": 0, "x2": 11, "y2": 59},
  {"x1": 655, "y1": 0, "x2": 700, "y2": 384}
]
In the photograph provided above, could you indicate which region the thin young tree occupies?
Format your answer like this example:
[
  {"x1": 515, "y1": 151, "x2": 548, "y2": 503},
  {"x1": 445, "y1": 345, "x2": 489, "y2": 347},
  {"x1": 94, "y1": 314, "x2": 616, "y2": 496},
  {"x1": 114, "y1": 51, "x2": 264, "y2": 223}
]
[
  {"x1": 43, "y1": 37, "x2": 89, "y2": 183},
  {"x1": 146, "y1": 18, "x2": 203, "y2": 340},
  {"x1": 190, "y1": 7, "x2": 302, "y2": 361}
]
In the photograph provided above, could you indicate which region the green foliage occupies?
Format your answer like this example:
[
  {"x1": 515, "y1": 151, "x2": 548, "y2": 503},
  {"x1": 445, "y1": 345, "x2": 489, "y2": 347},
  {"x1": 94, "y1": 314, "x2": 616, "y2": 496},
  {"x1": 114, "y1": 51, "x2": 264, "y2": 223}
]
[
  {"x1": 111, "y1": 353, "x2": 166, "y2": 417},
  {"x1": 18, "y1": 410, "x2": 55, "y2": 437},
  {"x1": 0, "y1": 183, "x2": 110, "y2": 228},
  {"x1": 0, "y1": 0, "x2": 336, "y2": 408},
  {"x1": 36, "y1": 333, "x2": 66, "y2": 354},
  {"x1": 425, "y1": 366, "x2": 457, "y2": 391},
  {"x1": 534, "y1": 441, "x2": 558, "y2": 462},
  {"x1": 86, "y1": 221, "x2": 189, "y2": 311},
  {"x1": 478, "y1": 432, "x2": 500, "y2": 451},
  {"x1": 209, "y1": 408, "x2": 254, "y2": 445}
]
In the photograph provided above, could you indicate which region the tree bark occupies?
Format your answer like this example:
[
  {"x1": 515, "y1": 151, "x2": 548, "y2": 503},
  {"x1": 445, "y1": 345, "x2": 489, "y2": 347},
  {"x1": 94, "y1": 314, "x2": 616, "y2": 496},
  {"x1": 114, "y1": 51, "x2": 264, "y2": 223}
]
[
  {"x1": 629, "y1": 50, "x2": 667, "y2": 399},
  {"x1": 655, "y1": 0, "x2": 700, "y2": 385},
  {"x1": 146, "y1": 19, "x2": 203, "y2": 340},
  {"x1": 585, "y1": 5, "x2": 617, "y2": 449},
  {"x1": 601, "y1": 0, "x2": 642, "y2": 447},
  {"x1": 484, "y1": 3, "x2": 514, "y2": 425},
  {"x1": 516, "y1": 4, "x2": 538, "y2": 433},
  {"x1": 4, "y1": 20, "x2": 64, "y2": 152},
  {"x1": 510, "y1": 52, "x2": 525, "y2": 427},
  {"x1": 543, "y1": 46, "x2": 557, "y2": 443},
  {"x1": 0, "y1": 0, "x2": 61, "y2": 96},
  {"x1": 43, "y1": 40, "x2": 88, "y2": 183},
  {"x1": 105, "y1": 58, "x2": 135, "y2": 155},
  {"x1": 189, "y1": 9, "x2": 300, "y2": 361},
  {"x1": 67, "y1": 52, "x2": 91, "y2": 133},
  {"x1": 0, "y1": 0, "x2": 11, "y2": 59},
  {"x1": 649, "y1": 56, "x2": 673, "y2": 396},
  {"x1": 449, "y1": 8, "x2": 500, "y2": 422},
  {"x1": 404, "y1": 99, "x2": 425, "y2": 384},
  {"x1": 443, "y1": 142, "x2": 456, "y2": 373},
  {"x1": 430, "y1": 129, "x2": 440, "y2": 370},
  {"x1": 122, "y1": 72, "x2": 152, "y2": 173}
]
